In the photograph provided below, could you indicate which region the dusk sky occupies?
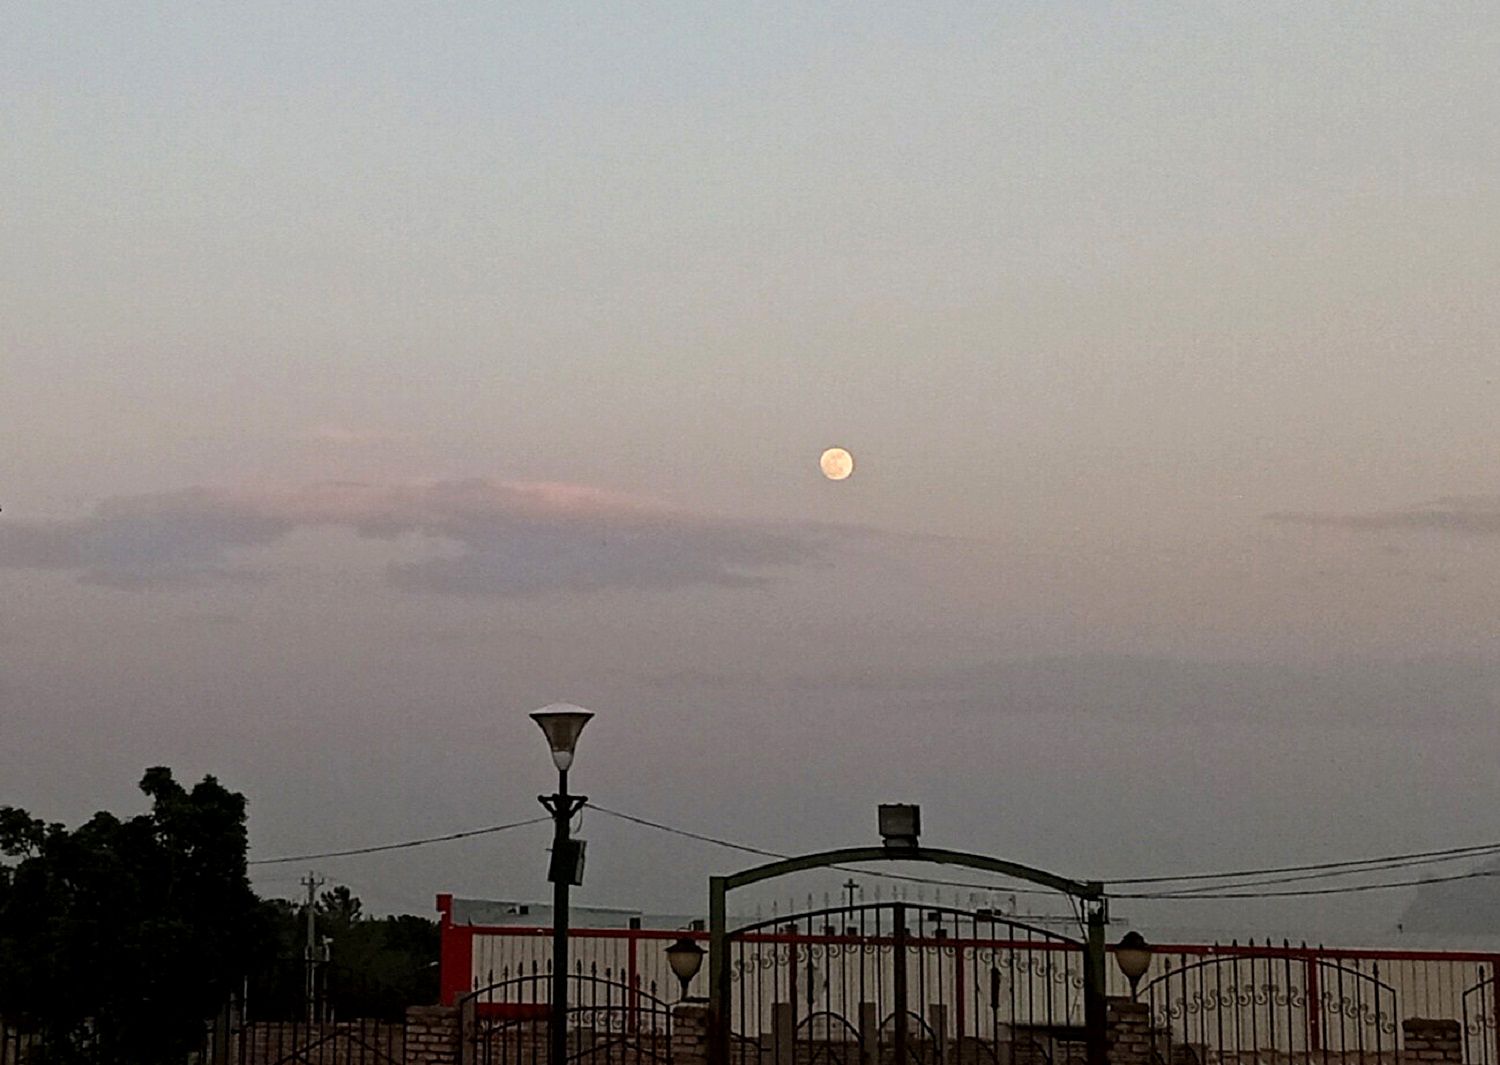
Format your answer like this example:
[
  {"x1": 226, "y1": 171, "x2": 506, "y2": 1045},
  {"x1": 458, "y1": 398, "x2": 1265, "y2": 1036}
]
[{"x1": 3, "y1": 4, "x2": 1499, "y2": 937}]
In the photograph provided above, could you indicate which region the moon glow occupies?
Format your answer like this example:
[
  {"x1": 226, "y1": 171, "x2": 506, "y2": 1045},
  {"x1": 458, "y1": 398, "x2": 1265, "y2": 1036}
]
[{"x1": 819, "y1": 447, "x2": 854, "y2": 481}]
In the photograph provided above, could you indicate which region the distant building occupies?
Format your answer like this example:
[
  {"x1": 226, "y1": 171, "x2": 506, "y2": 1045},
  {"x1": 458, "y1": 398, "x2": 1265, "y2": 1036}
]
[
  {"x1": 437, "y1": 894, "x2": 699, "y2": 1004},
  {"x1": 440, "y1": 895, "x2": 643, "y2": 929}
]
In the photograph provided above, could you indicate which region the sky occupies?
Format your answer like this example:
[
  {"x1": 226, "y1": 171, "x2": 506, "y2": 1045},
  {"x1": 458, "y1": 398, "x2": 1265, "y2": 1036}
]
[{"x1": 2, "y1": 3, "x2": 1499, "y2": 941}]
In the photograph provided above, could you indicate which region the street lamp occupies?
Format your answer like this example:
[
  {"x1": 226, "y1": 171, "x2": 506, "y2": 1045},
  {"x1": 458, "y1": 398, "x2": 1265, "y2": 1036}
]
[
  {"x1": 1114, "y1": 931, "x2": 1153, "y2": 999},
  {"x1": 531, "y1": 703, "x2": 594, "y2": 1065},
  {"x1": 665, "y1": 936, "x2": 706, "y2": 1001}
]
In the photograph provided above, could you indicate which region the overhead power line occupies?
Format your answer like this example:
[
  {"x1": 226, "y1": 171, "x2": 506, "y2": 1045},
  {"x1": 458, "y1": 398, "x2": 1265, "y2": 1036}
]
[
  {"x1": 589, "y1": 806, "x2": 784, "y2": 860},
  {"x1": 248, "y1": 816, "x2": 550, "y2": 866},
  {"x1": 590, "y1": 806, "x2": 1500, "y2": 900},
  {"x1": 589, "y1": 805, "x2": 1059, "y2": 895},
  {"x1": 1109, "y1": 840, "x2": 1500, "y2": 885},
  {"x1": 1135, "y1": 846, "x2": 1500, "y2": 896},
  {"x1": 1118, "y1": 869, "x2": 1500, "y2": 900},
  {"x1": 244, "y1": 805, "x2": 1500, "y2": 902}
]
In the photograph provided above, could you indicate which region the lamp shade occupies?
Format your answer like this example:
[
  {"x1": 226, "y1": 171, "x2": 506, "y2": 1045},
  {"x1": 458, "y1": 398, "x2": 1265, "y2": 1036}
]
[
  {"x1": 530, "y1": 704, "x2": 594, "y2": 771},
  {"x1": 1115, "y1": 931, "x2": 1153, "y2": 987},
  {"x1": 666, "y1": 936, "x2": 705, "y2": 988}
]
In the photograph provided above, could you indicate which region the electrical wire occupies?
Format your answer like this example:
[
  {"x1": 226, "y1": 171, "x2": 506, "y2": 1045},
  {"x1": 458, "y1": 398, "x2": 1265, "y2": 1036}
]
[
  {"x1": 1117, "y1": 869, "x2": 1500, "y2": 900},
  {"x1": 1108, "y1": 840, "x2": 1500, "y2": 885},
  {"x1": 590, "y1": 806, "x2": 1500, "y2": 901},
  {"x1": 244, "y1": 804, "x2": 1500, "y2": 903},
  {"x1": 1137, "y1": 847, "x2": 1500, "y2": 896},
  {"x1": 248, "y1": 815, "x2": 550, "y2": 865},
  {"x1": 591, "y1": 805, "x2": 1071, "y2": 897},
  {"x1": 589, "y1": 806, "x2": 783, "y2": 860}
]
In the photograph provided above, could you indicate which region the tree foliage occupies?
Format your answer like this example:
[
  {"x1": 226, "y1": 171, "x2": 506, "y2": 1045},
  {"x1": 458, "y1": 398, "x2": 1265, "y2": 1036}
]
[
  {"x1": 0, "y1": 769, "x2": 263, "y2": 1061},
  {"x1": 0, "y1": 768, "x2": 440, "y2": 1058},
  {"x1": 248, "y1": 885, "x2": 438, "y2": 1022}
]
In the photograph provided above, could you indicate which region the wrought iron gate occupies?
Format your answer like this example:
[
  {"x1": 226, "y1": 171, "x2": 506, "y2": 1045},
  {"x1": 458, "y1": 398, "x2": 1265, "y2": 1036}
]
[
  {"x1": 724, "y1": 901, "x2": 1088, "y2": 1065},
  {"x1": 460, "y1": 967, "x2": 674, "y2": 1065},
  {"x1": 1140, "y1": 947, "x2": 1398, "y2": 1065},
  {"x1": 1464, "y1": 967, "x2": 1499, "y2": 1065}
]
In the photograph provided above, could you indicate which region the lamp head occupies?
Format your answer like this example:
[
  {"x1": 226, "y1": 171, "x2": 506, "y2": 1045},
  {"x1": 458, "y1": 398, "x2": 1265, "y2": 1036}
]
[
  {"x1": 530, "y1": 704, "x2": 594, "y2": 771},
  {"x1": 878, "y1": 804, "x2": 921, "y2": 849},
  {"x1": 665, "y1": 936, "x2": 705, "y2": 995},
  {"x1": 1114, "y1": 930, "x2": 1153, "y2": 991}
]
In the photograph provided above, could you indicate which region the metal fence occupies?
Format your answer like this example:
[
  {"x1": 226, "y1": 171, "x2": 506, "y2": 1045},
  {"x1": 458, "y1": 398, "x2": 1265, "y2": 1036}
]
[
  {"x1": 458, "y1": 969, "x2": 675, "y2": 1065},
  {"x1": 1135, "y1": 944, "x2": 1500, "y2": 1065},
  {"x1": 448, "y1": 926, "x2": 1500, "y2": 1065}
]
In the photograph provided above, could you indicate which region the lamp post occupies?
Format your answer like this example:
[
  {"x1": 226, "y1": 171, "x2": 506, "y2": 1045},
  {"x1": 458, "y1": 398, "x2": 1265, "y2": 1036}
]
[
  {"x1": 1114, "y1": 931, "x2": 1153, "y2": 1000},
  {"x1": 532, "y1": 703, "x2": 594, "y2": 1065},
  {"x1": 665, "y1": 936, "x2": 706, "y2": 1001}
]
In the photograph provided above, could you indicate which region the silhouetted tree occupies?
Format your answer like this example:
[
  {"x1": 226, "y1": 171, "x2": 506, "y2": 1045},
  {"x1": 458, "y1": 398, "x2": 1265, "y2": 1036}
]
[
  {"x1": 317, "y1": 884, "x2": 363, "y2": 931},
  {"x1": 1, "y1": 770, "x2": 440, "y2": 1057},
  {"x1": 0, "y1": 768, "x2": 262, "y2": 1062}
]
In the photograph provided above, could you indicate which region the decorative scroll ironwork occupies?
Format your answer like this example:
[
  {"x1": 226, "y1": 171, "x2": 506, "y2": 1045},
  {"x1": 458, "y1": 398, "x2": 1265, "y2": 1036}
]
[
  {"x1": 1141, "y1": 948, "x2": 1398, "y2": 1065},
  {"x1": 1007, "y1": 952, "x2": 1088, "y2": 990}
]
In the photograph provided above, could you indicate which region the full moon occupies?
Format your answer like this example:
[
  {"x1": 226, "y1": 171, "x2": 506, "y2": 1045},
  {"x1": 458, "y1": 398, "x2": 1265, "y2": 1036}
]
[{"x1": 819, "y1": 447, "x2": 854, "y2": 481}]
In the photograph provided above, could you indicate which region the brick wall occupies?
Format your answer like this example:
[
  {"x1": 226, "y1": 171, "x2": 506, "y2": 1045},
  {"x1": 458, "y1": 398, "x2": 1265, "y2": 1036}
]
[
  {"x1": 672, "y1": 1003, "x2": 711, "y2": 1065},
  {"x1": 1107, "y1": 997, "x2": 1154, "y2": 1065},
  {"x1": 399, "y1": 1000, "x2": 1470, "y2": 1065},
  {"x1": 405, "y1": 1005, "x2": 460, "y2": 1065},
  {"x1": 1403, "y1": 1019, "x2": 1462, "y2": 1065},
  {"x1": 222, "y1": 1020, "x2": 406, "y2": 1064}
]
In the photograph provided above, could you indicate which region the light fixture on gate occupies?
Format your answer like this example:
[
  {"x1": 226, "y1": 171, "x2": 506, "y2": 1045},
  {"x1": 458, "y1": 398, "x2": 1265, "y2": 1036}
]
[
  {"x1": 665, "y1": 936, "x2": 705, "y2": 1000},
  {"x1": 878, "y1": 804, "x2": 921, "y2": 849},
  {"x1": 1114, "y1": 931, "x2": 1153, "y2": 999},
  {"x1": 531, "y1": 704, "x2": 594, "y2": 771}
]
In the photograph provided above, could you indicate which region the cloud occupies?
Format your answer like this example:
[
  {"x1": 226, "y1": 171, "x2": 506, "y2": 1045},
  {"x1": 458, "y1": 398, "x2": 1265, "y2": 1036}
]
[
  {"x1": 0, "y1": 480, "x2": 839, "y2": 594},
  {"x1": 302, "y1": 424, "x2": 418, "y2": 447},
  {"x1": 1266, "y1": 496, "x2": 1500, "y2": 536},
  {"x1": 1400, "y1": 855, "x2": 1500, "y2": 937}
]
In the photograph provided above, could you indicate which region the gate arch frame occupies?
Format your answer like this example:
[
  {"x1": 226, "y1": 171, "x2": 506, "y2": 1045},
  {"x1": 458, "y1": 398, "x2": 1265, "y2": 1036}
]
[{"x1": 707, "y1": 845, "x2": 1109, "y2": 1065}]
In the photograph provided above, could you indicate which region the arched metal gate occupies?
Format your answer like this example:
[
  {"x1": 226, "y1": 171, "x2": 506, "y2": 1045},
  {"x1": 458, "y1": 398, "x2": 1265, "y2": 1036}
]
[
  {"x1": 723, "y1": 901, "x2": 1089, "y2": 1065},
  {"x1": 1139, "y1": 949, "x2": 1399, "y2": 1065},
  {"x1": 708, "y1": 845, "x2": 1108, "y2": 1065},
  {"x1": 460, "y1": 969, "x2": 675, "y2": 1065}
]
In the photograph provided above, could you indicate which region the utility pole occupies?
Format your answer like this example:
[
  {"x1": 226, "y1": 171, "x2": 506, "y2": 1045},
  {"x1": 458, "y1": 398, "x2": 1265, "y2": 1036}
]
[
  {"x1": 302, "y1": 872, "x2": 325, "y2": 1024},
  {"x1": 843, "y1": 879, "x2": 860, "y2": 910}
]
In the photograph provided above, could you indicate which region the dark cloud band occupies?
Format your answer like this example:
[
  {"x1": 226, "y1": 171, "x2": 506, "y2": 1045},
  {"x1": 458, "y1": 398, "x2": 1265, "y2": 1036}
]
[
  {"x1": 0, "y1": 480, "x2": 835, "y2": 594},
  {"x1": 1267, "y1": 496, "x2": 1500, "y2": 536}
]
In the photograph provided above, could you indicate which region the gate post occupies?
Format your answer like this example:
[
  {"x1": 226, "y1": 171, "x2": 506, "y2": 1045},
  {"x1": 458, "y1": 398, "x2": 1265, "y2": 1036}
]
[
  {"x1": 894, "y1": 903, "x2": 909, "y2": 1065},
  {"x1": 674, "y1": 1004, "x2": 713, "y2": 1065},
  {"x1": 407, "y1": 1005, "x2": 461, "y2": 1065},
  {"x1": 1084, "y1": 894, "x2": 1108, "y2": 1065},
  {"x1": 1105, "y1": 998, "x2": 1153, "y2": 1065},
  {"x1": 860, "y1": 1003, "x2": 879, "y2": 1065},
  {"x1": 710, "y1": 876, "x2": 729, "y2": 1065}
]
